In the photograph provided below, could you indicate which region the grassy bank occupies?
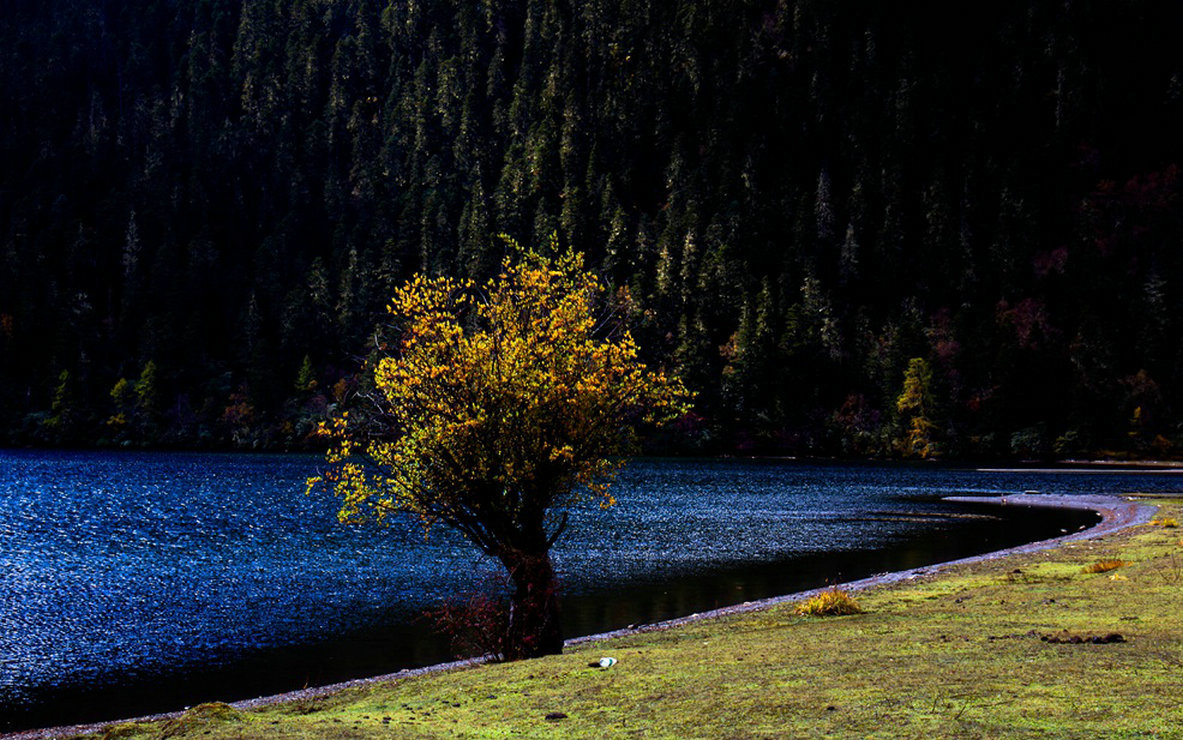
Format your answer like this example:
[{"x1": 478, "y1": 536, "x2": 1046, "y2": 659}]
[{"x1": 81, "y1": 499, "x2": 1183, "y2": 739}]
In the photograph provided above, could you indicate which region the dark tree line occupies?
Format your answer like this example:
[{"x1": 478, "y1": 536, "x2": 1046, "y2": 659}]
[{"x1": 2, "y1": 0, "x2": 1182, "y2": 458}]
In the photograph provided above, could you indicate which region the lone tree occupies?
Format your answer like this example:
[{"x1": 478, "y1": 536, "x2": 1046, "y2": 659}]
[
  {"x1": 896, "y1": 356, "x2": 938, "y2": 458},
  {"x1": 310, "y1": 239, "x2": 689, "y2": 660}
]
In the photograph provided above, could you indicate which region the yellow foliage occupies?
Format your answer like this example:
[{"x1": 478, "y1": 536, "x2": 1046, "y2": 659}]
[
  {"x1": 794, "y1": 588, "x2": 863, "y2": 617},
  {"x1": 1081, "y1": 559, "x2": 1127, "y2": 574},
  {"x1": 896, "y1": 357, "x2": 937, "y2": 458},
  {"x1": 310, "y1": 241, "x2": 691, "y2": 553}
]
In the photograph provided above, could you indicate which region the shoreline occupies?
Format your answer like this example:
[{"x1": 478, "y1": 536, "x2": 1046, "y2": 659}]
[{"x1": 3, "y1": 492, "x2": 1158, "y2": 740}]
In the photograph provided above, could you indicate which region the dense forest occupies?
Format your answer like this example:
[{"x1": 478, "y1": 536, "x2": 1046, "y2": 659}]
[{"x1": 2, "y1": 0, "x2": 1182, "y2": 458}]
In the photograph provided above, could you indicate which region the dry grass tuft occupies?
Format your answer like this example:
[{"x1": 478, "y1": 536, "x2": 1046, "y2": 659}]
[
  {"x1": 794, "y1": 588, "x2": 863, "y2": 616},
  {"x1": 1150, "y1": 516, "x2": 1179, "y2": 528},
  {"x1": 1081, "y1": 559, "x2": 1128, "y2": 574}
]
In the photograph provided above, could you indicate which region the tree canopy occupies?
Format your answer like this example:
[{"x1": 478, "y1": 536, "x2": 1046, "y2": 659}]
[{"x1": 311, "y1": 240, "x2": 689, "y2": 658}]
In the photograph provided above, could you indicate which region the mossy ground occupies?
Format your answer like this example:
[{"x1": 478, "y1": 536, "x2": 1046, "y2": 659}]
[{"x1": 80, "y1": 499, "x2": 1183, "y2": 739}]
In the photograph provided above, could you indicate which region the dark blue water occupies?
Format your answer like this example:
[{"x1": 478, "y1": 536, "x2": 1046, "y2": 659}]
[{"x1": 1, "y1": 451, "x2": 1177, "y2": 731}]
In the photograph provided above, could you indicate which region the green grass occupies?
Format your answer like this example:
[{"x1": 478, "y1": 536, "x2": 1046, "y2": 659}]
[{"x1": 78, "y1": 499, "x2": 1183, "y2": 739}]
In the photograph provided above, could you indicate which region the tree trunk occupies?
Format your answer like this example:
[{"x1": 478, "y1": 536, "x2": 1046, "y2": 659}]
[{"x1": 499, "y1": 548, "x2": 562, "y2": 660}]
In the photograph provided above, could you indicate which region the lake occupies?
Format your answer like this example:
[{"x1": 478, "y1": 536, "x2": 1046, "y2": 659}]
[{"x1": 2, "y1": 451, "x2": 1178, "y2": 731}]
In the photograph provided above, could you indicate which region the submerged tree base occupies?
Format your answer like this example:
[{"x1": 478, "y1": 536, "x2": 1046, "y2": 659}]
[{"x1": 500, "y1": 549, "x2": 564, "y2": 661}]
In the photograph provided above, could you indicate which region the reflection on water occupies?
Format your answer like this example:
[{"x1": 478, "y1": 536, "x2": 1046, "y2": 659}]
[{"x1": 1, "y1": 452, "x2": 1174, "y2": 731}]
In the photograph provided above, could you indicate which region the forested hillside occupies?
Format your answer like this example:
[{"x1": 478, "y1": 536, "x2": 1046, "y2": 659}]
[{"x1": 2, "y1": 0, "x2": 1182, "y2": 457}]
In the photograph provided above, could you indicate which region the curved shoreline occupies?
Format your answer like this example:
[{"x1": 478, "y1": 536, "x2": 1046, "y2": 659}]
[
  {"x1": 574, "y1": 493, "x2": 1156, "y2": 643},
  {"x1": 3, "y1": 493, "x2": 1158, "y2": 740}
]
